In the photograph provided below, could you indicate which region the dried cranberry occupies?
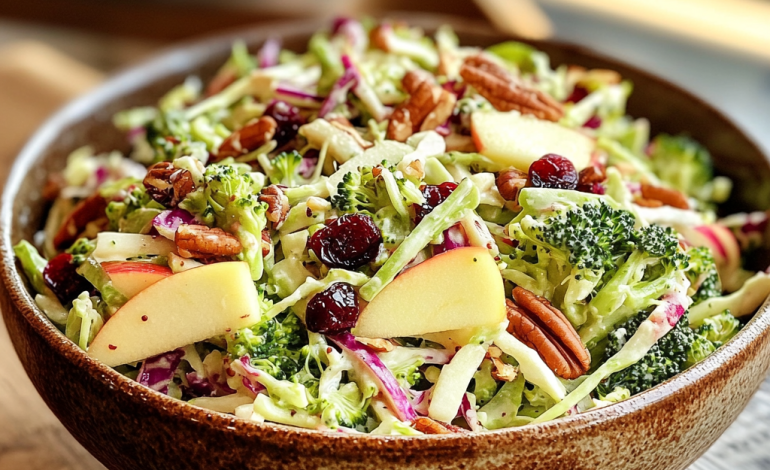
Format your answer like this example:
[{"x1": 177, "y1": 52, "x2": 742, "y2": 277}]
[
  {"x1": 305, "y1": 282, "x2": 360, "y2": 334},
  {"x1": 413, "y1": 182, "x2": 458, "y2": 223},
  {"x1": 582, "y1": 115, "x2": 602, "y2": 129},
  {"x1": 264, "y1": 100, "x2": 305, "y2": 148},
  {"x1": 528, "y1": 154, "x2": 578, "y2": 190},
  {"x1": 309, "y1": 213, "x2": 383, "y2": 269},
  {"x1": 565, "y1": 85, "x2": 589, "y2": 104},
  {"x1": 43, "y1": 253, "x2": 92, "y2": 303}
]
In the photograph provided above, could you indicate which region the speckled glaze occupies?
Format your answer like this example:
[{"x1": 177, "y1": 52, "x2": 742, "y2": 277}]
[{"x1": 2, "y1": 15, "x2": 770, "y2": 470}]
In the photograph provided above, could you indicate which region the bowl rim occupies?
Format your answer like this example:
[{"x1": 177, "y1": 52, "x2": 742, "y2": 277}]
[{"x1": 2, "y1": 15, "x2": 769, "y2": 447}]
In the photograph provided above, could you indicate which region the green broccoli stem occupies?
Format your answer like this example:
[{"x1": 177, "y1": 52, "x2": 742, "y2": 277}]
[
  {"x1": 359, "y1": 178, "x2": 480, "y2": 302},
  {"x1": 534, "y1": 311, "x2": 668, "y2": 424},
  {"x1": 309, "y1": 34, "x2": 343, "y2": 94},
  {"x1": 76, "y1": 257, "x2": 128, "y2": 310},
  {"x1": 477, "y1": 373, "x2": 526, "y2": 430}
]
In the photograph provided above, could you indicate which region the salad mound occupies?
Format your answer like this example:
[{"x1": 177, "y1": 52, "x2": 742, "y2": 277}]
[{"x1": 14, "y1": 18, "x2": 770, "y2": 434}]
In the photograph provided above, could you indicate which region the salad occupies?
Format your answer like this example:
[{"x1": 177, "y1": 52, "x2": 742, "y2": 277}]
[{"x1": 14, "y1": 18, "x2": 770, "y2": 434}]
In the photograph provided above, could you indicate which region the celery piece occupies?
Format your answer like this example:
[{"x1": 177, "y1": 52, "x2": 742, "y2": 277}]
[{"x1": 359, "y1": 178, "x2": 479, "y2": 301}]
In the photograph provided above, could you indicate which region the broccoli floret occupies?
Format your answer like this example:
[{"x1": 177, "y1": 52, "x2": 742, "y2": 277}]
[
  {"x1": 180, "y1": 162, "x2": 268, "y2": 280},
  {"x1": 331, "y1": 166, "x2": 385, "y2": 215},
  {"x1": 597, "y1": 310, "x2": 695, "y2": 396},
  {"x1": 506, "y1": 190, "x2": 690, "y2": 344},
  {"x1": 685, "y1": 334, "x2": 716, "y2": 368},
  {"x1": 686, "y1": 246, "x2": 722, "y2": 305},
  {"x1": 321, "y1": 382, "x2": 370, "y2": 429},
  {"x1": 269, "y1": 151, "x2": 304, "y2": 187},
  {"x1": 539, "y1": 200, "x2": 636, "y2": 272},
  {"x1": 696, "y1": 310, "x2": 740, "y2": 347},
  {"x1": 227, "y1": 291, "x2": 308, "y2": 380},
  {"x1": 648, "y1": 134, "x2": 712, "y2": 198}
]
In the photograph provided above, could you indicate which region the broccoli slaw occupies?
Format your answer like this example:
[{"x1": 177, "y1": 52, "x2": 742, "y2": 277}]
[{"x1": 13, "y1": 17, "x2": 770, "y2": 434}]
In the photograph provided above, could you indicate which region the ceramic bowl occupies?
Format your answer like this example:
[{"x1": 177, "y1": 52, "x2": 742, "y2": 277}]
[{"x1": 2, "y1": 16, "x2": 770, "y2": 470}]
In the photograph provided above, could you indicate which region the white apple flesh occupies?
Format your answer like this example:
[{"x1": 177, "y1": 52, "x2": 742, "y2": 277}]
[
  {"x1": 89, "y1": 261, "x2": 261, "y2": 367},
  {"x1": 471, "y1": 110, "x2": 594, "y2": 171},
  {"x1": 352, "y1": 247, "x2": 505, "y2": 338},
  {"x1": 101, "y1": 261, "x2": 173, "y2": 299}
]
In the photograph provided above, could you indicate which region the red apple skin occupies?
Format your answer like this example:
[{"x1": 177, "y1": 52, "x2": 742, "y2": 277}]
[
  {"x1": 102, "y1": 261, "x2": 173, "y2": 276},
  {"x1": 471, "y1": 121, "x2": 485, "y2": 152},
  {"x1": 102, "y1": 261, "x2": 173, "y2": 299}
]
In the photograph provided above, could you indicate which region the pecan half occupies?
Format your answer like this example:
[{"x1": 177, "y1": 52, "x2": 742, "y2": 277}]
[
  {"x1": 412, "y1": 417, "x2": 468, "y2": 434},
  {"x1": 639, "y1": 183, "x2": 689, "y2": 210},
  {"x1": 460, "y1": 55, "x2": 563, "y2": 122},
  {"x1": 387, "y1": 71, "x2": 457, "y2": 142},
  {"x1": 506, "y1": 287, "x2": 590, "y2": 379},
  {"x1": 53, "y1": 193, "x2": 109, "y2": 250},
  {"x1": 214, "y1": 116, "x2": 277, "y2": 162},
  {"x1": 258, "y1": 185, "x2": 289, "y2": 228},
  {"x1": 143, "y1": 162, "x2": 195, "y2": 208},
  {"x1": 496, "y1": 168, "x2": 528, "y2": 203},
  {"x1": 175, "y1": 224, "x2": 242, "y2": 258}
]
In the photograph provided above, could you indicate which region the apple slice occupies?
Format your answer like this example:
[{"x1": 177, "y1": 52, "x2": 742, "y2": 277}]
[
  {"x1": 102, "y1": 261, "x2": 173, "y2": 299},
  {"x1": 89, "y1": 262, "x2": 260, "y2": 367},
  {"x1": 471, "y1": 110, "x2": 594, "y2": 171},
  {"x1": 352, "y1": 247, "x2": 505, "y2": 338}
]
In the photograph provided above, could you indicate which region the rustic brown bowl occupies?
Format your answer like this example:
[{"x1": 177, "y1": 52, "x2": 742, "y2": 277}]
[{"x1": 2, "y1": 15, "x2": 770, "y2": 470}]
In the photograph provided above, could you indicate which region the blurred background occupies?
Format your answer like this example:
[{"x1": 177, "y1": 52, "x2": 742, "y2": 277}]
[{"x1": 0, "y1": 1, "x2": 768, "y2": 469}]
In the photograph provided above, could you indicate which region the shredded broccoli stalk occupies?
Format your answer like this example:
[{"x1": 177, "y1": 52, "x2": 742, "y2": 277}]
[
  {"x1": 359, "y1": 178, "x2": 479, "y2": 301},
  {"x1": 264, "y1": 269, "x2": 370, "y2": 320},
  {"x1": 65, "y1": 292, "x2": 104, "y2": 350},
  {"x1": 689, "y1": 272, "x2": 770, "y2": 325},
  {"x1": 493, "y1": 330, "x2": 566, "y2": 401},
  {"x1": 533, "y1": 289, "x2": 691, "y2": 423},
  {"x1": 477, "y1": 373, "x2": 527, "y2": 430}
]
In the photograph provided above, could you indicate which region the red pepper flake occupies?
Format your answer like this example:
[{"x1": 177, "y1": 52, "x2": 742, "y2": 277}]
[
  {"x1": 108, "y1": 344, "x2": 117, "y2": 350},
  {"x1": 225, "y1": 328, "x2": 232, "y2": 333},
  {"x1": 226, "y1": 368, "x2": 235, "y2": 377},
  {"x1": 290, "y1": 410, "x2": 297, "y2": 417},
  {"x1": 306, "y1": 207, "x2": 313, "y2": 217},
  {"x1": 326, "y1": 347, "x2": 333, "y2": 354},
  {"x1": 240, "y1": 314, "x2": 250, "y2": 319},
  {"x1": 141, "y1": 315, "x2": 148, "y2": 322}
]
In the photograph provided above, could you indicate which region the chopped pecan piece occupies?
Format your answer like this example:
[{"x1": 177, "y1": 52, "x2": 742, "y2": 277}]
[
  {"x1": 412, "y1": 417, "x2": 468, "y2": 434},
  {"x1": 460, "y1": 55, "x2": 563, "y2": 122},
  {"x1": 175, "y1": 224, "x2": 242, "y2": 259},
  {"x1": 355, "y1": 337, "x2": 396, "y2": 352},
  {"x1": 387, "y1": 71, "x2": 457, "y2": 142},
  {"x1": 496, "y1": 168, "x2": 528, "y2": 203},
  {"x1": 214, "y1": 116, "x2": 277, "y2": 162},
  {"x1": 53, "y1": 193, "x2": 109, "y2": 250},
  {"x1": 487, "y1": 346, "x2": 519, "y2": 382},
  {"x1": 258, "y1": 185, "x2": 289, "y2": 228},
  {"x1": 143, "y1": 162, "x2": 195, "y2": 208},
  {"x1": 261, "y1": 229, "x2": 272, "y2": 257},
  {"x1": 506, "y1": 287, "x2": 590, "y2": 379},
  {"x1": 640, "y1": 183, "x2": 689, "y2": 210},
  {"x1": 634, "y1": 198, "x2": 664, "y2": 208}
]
